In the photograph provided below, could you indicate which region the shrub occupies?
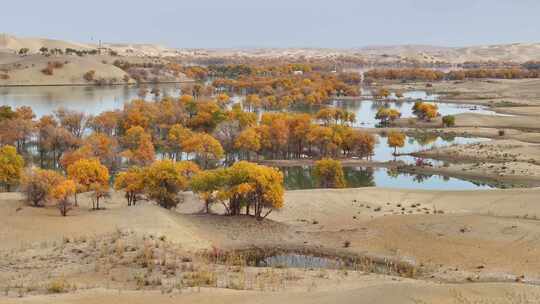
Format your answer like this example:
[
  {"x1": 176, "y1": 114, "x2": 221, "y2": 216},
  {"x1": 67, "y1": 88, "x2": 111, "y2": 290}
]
[
  {"x1": 21, "y1": 169, "x2": 64, "y2": 207},
  {"x1": 47, "y1": 278, "x2": 68, "y2": 293},
  {"x1": 51, "y1": 61, "x2": 64, "y2": 69},
  {"x1": 442, "y1": 115, "x2": 456, "y2": 127},
  {"x1": 498, "y1": 129, "x2": 505, "y2": 136},
  {"x1": 41, "y1": 66, "x2": 54, "y2": 75},
  {"x1": 84, "y1": 70, "x2": 96, "y2": 82}
]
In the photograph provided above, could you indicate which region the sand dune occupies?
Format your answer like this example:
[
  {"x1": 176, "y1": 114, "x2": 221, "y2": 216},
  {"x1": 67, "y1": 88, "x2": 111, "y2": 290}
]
[
  {"x1": 3, "y1": 188, "x2": 540, "y2": 303},
  {"x1": 2, "y1": 282, "x2": 539, "y2": 304},
  {"x1": 3, "y1": 33, "x2": 540, "y2": 63},
  {"x1": 0, "y1": 54, "x2": 132, "y2": 86},
  {"x1": 0, "y1": 33, "x2": 92, "y2": 53}
]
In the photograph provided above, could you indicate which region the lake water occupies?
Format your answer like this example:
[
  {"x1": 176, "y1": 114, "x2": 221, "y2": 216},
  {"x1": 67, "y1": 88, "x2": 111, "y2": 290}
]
[
  {"x1": 292, "y1": 99, "x2": 504, "y2": 128},
  {"x1": 0, "y1": 84, "x2": 184, "y2": 117},
  {"x1": 0, "y1": 85, "x2": 503, "y2": 126},
  {"x1": 281, "y1": 166, "x2": 494, "y2": 191},
  {"x1": 373, "y1": 134, "x2": 490, "y2": 164}
]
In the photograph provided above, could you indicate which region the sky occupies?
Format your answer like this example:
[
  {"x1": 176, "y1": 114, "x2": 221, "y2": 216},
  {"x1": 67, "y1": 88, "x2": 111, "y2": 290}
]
[{"x1": 2, "y1": 0, "x2": 539, "y2": 48}]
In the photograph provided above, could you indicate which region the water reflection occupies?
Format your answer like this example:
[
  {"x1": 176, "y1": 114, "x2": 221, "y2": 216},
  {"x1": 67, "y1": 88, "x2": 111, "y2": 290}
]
[
  {"x1": 281, "y1": 166, "x2": 493, "y2": 191},
  {"x1": 372, "y1": 134, "x2": 490, "y2": 164},
  {"x1": 289, "y1": 98, "x2": 504, "y2": 128},
  {"x1": 0, "y1": 84, "x2": 184, "y2": 117}
]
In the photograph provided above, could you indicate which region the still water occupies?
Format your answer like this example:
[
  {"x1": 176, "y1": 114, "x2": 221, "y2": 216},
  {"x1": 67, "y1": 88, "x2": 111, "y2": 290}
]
[
  {"x1": 281, "y1": 166, "x2": 494, "y2": 191},
  {"x1": 0, "y1": 85, "x2": 503, "y2": 126},
  {"x1": 291, "y1": 99, "x2": 504, "y2": 128},
  {"x1": 373, "y1": 134, "x2": 490, "y2": 164},
  {"x1": 0, "y1": 84, "x2": 183, "y2": 117}
]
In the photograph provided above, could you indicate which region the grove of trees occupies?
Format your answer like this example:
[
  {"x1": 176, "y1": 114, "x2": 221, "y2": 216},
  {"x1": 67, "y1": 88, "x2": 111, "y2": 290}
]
[{"x1": 365, "y1": 68, "x2": 540, "y2": 82}]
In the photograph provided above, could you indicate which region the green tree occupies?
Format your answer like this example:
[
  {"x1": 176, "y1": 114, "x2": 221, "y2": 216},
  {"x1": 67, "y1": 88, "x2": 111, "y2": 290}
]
[{"x1": 442, "y1": 115, "x2": 456, "y2": 127}]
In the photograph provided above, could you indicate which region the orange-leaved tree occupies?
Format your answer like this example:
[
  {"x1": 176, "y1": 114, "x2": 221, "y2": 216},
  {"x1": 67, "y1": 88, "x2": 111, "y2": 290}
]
[
  {"x1": 51, "y1": 179, "x2": 76, "y2": 216},
  {"x1": 114, "y1": 167, "x2": 145, "y2": 206},
  {"x1": 166, "y1": 124, "x2": 193, "y2": 161},
  {"x1": 412, "y1": 102, "x2": 439, "y2": 121},
  {"x1": 387, "y1": 131, "x2": 406, "y2": 155},
  {"x1": 234, "y1": 127, "x2": 261, "y2": 161},
  {"x1": 67, "y1": 158, "x2": 110, "y2": 210},
  {"x1": 121, "y1": 126, "x2": 155, "y2": 166},
  {"x1": 21, "y1": 168, "x2": 64, "y2": 207},
  {"x1": 182, "y1": 133, "x2": 224, "y2": 169}
]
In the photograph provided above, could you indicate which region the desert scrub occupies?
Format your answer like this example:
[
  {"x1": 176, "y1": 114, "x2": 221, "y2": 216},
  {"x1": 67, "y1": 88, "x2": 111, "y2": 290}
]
[
  {"x1": 182, "y1": 268, "x2": 217, "y2": 287},
  {"x1": 47, "y1": 277, "x2": 69, "y2": 294}
]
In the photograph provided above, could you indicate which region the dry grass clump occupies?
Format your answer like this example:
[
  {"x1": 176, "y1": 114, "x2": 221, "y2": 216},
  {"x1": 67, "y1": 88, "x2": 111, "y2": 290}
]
[
  {"x1": 41, "y1": 61, "x2": 65, "y2": 75},
  {"x1": 46, "y1": 277, "x2": 71, "y2": 294},
  {"x1": 0, "y1": 232, "x2": 423, "y2": 298},
  {"x1": 84, "y1": 70, "x2": 96, "y2": 82},
  {"x1": 181, "y1": 268, "x2": 217, "y2": 287}
]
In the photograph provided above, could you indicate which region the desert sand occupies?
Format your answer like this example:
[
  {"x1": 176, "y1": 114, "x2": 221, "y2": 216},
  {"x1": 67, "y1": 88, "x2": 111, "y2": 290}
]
[
  {"x1": 2, "y1": 187, "x2": 540, "y2": 303},
  {"x1": 388, "y1": 79, "x2": 540, "y2": 107}
]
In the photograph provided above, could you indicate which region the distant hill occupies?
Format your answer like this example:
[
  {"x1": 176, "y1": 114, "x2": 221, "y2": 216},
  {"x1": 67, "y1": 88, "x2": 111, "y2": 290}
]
[
  {"x1": 0, "y1": 33, "x2": 93, "y2": 53},
  {"x1": 2, "y1": 33, "x2": 540, "y2": 65},
  {"x1": 357, "y1": 43, "x2": 540, "y2": 63},
  {"x1": 0, "y1": 33, "x2": 178, "y2": 57}
]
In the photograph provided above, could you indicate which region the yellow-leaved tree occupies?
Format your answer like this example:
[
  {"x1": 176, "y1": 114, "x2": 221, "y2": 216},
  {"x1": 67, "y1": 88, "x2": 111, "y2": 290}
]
[
  {"x1": 0, "y1": 145, "x2": 24, "y2": 192},
  {"x1": 313, "y1": 158, "x2": 347, "y2": 189},
  {"x1": 387, "y1": 131, "x2": 406, "y2": 155},
  {"x1": 166, "y1": 124, "x2": 193, "y2": 161},
  {"x1": 182, "y1": 133, "x2": 224, "y2": 169},
  {"x1": 114, "y1": 167, "x2": 145, "y2": 206},
  {"x1": 191, "y1": 161, "x2": 284, "y2": 220},
  {"x1": 412, "y1": 102, "x2": 439, "y2": 121},
  {"x1": 190, "y1": 168, "x2": 227, "y2": 213},
  {"x1": 51, "y1": 179, "x2": 76, "y2": 216},
  {"x1": 143, "y1": 160, "x2": 200, "y2": 209},
  {"x1": 234, "y1": 127, "x2": 261, "y2": 161},
  {"x1": 67, "y1": 158, "x2": 110, "y2": 210}
]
